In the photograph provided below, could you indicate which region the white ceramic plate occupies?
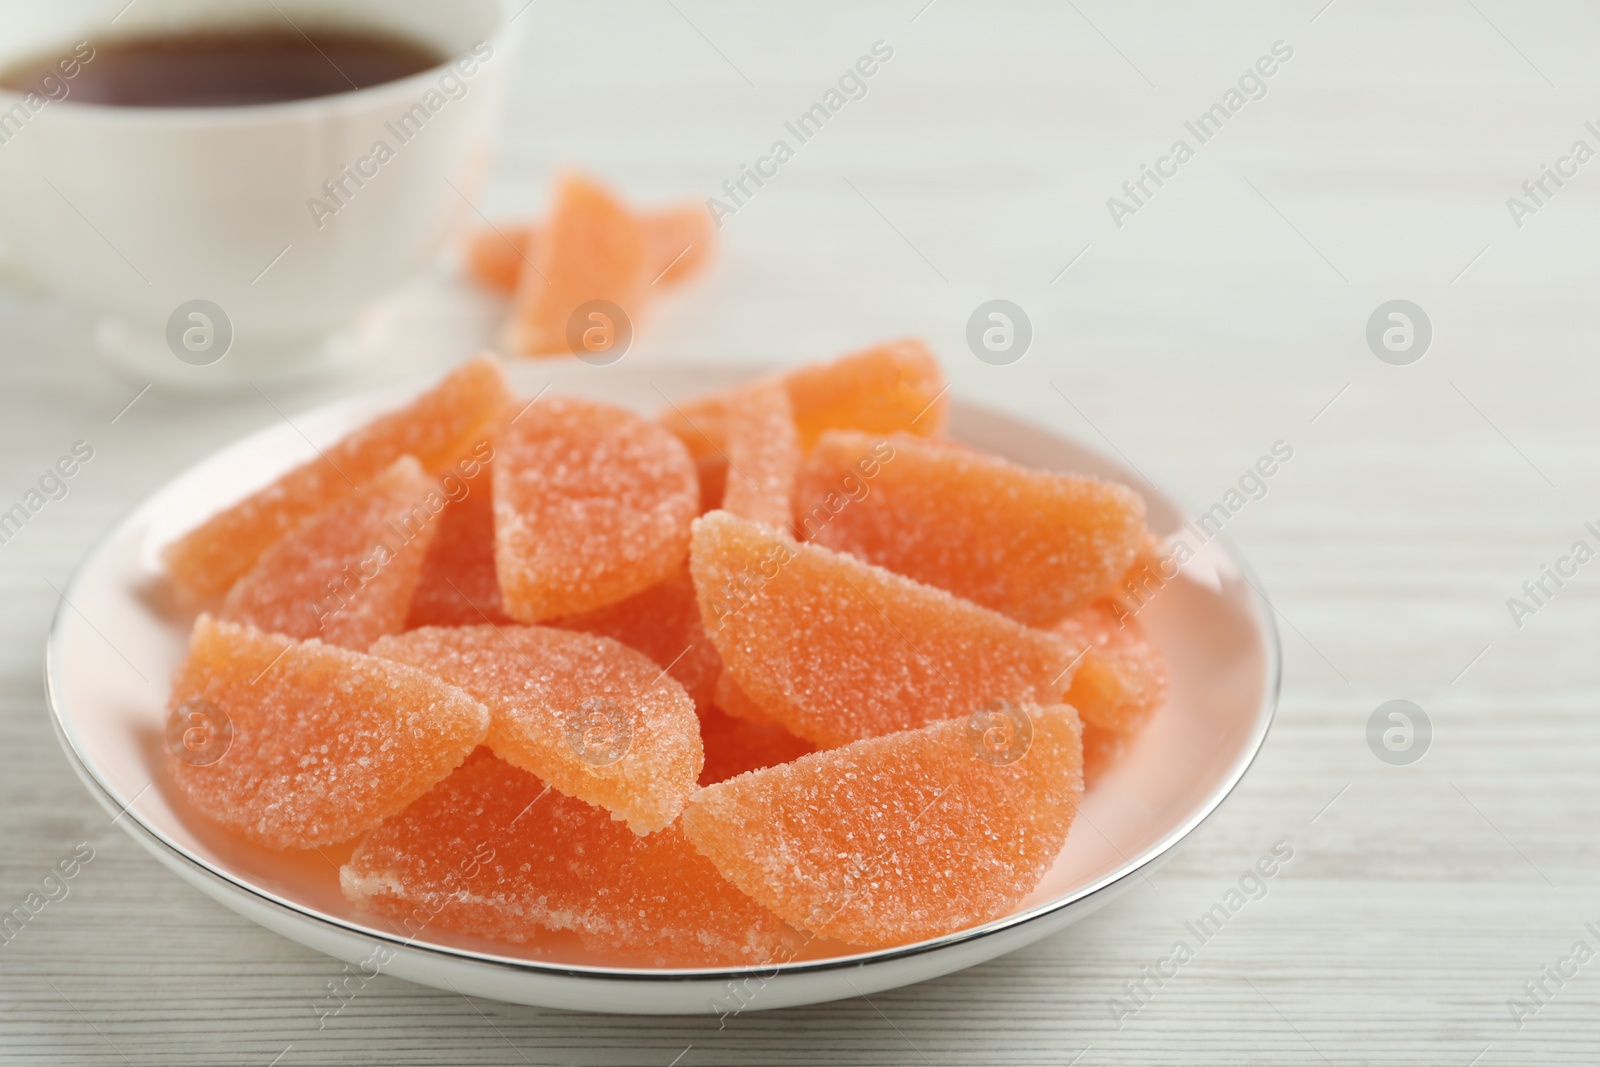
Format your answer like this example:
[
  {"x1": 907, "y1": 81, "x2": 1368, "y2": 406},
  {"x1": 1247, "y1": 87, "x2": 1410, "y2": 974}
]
[{"x1": 45, "y1": 361, "x2": 1279, "y2": 1015}]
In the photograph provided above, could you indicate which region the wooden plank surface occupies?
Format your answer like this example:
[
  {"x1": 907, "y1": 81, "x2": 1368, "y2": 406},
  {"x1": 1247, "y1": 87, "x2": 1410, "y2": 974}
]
[{"x1": 4, "y1": 1, "x2": 1599, "y2": 1062}]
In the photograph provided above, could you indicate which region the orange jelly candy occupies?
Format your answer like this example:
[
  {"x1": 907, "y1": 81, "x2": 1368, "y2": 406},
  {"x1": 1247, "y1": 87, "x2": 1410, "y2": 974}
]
[
  {"x1": 553, "y1": 564, "x2": 721, "y2": 712},
  {"x1": 712, "y1": 667, "x2": 786, "y2": 729},
  {"x1": 1105, "y1": 531, "x2": 1170, "y2": 617},
  {"x1": 504, "y1": 175, "x2": 647, "y2": 357},
  {"x1": 719, "y1": 379, "x2": 800, "y2": 530},
  {"x1": 782, "y1": 338, "x2": 948, "y2": 450},
  {"x1": 689, "y1": 511, "x2": 1076, "y2": 748},
  {"x1": 1081, "y1": 724, "x2": 1126, "y2": 788},
  {"x1": 661, "y1": 338, "x2": 948, "y2": 465},
  {"x1": 464, "y1": 224, "x2": 531, "y2": 293},
  {"x1": 494, "y1": 395, "x2": 698, "y2": 621},
  {"x1": 341, "y1": 750, "x2": 796, "y2": 966},
  {"x1": 465, "y1": 205, "x2": 713, "y2": 295},
  {"x1": 1053, "y1": 599, "x2": 1169, "y2": 736},
  {"x1": 164, "y1": 357, "x2": 512, "y2": 603},
  {"x1": 166, "y1": 616, "x2": 488, "y2": 849},
  {"x1": 641, "y1": 203, "x2": 715, "y2": 287},
  {"x1": 682, "y1": 704, "x2": 1084, "y2": 947},
  {"x1": 369, "y1": 625, "x2": 702, "y2": 834},
  {"x1": 796, "y1": 431, "x2": 1147, "y2": 627},
  {"x1": 692, "y1": 454, "x2": 727, "y2": 515},
  {"x1": 404, "y1": 459, "x2": 512, "y2": 629},
  {"x1": 219, "y1": 456, "x2": 438, "y2": 650},
  {"x1": 698, "y1": 704, "x2": 814, "y2": 786}
]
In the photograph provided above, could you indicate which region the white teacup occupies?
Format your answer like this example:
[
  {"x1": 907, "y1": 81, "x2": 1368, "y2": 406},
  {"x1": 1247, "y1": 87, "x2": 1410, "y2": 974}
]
[{"x1": 0, "y1": 0, "x2": 515, "y2": 386}]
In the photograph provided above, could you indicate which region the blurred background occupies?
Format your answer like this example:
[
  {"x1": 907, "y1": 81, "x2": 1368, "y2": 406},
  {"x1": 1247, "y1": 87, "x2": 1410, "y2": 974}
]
[{"x1": 3, "y1": 1, "x2": 1599, "y2": 1063}]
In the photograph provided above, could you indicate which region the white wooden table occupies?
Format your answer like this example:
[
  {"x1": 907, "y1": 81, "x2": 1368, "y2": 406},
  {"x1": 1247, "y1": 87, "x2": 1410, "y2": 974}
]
[{"x1": 4, "y1": 1, "x2": 1599, "y2": 1062}]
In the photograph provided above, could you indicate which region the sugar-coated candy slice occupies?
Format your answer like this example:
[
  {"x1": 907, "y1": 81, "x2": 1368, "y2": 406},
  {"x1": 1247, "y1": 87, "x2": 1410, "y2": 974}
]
[
  {"x1": 164, "y1": 357, "x2": 512, "y2": 603},
  {"x1": 797, "y1": 431, "x2": 1146, "y2": 626},
  {"x1": 464, "y1": 225, "x2": 530, "y2": 293},
  {"x1": 1126, "y1": 531, "x2": 1167, "y2": 582},
  {"x1": 661, "y1": 339, "x2": 948, "y2": 466},
  {"x1": 504, "y1": 174, "x2": 647, "y2": 357},
  {"x1": 341, "y1": 750, "x2": 796, "y2": 966},
  {"x1": 465, "y1": 206, "x2": 713, "y2": 295},
  {"x1": 690, "y1": 511, "x2": 1076, "y2": 748},
  {"x1": 641, "y1": 203, "x2": 715, "y2": 287},
  {"x1": 682, "y1": 705, "x2": 1084, "y2": 947},
  {"x1": 369, "y1": 625, "x2": 702, "y2": 833},
  {"x1": 1100, "y1": 530, "x2": 1167, "y2": 613},
  {"x1": 494, "y1": 395, "x2": 698, "y2": 621},
  {"x1": 782, "y1": 338, "x2": 948, "y2": 450},
  {"x1": 712, "y1": 668, "x2": 786, "y2": 730},
  {"x1": 1053, "y1": 599, "x2": 1168, "y2": 735},
  {"x1": 719, "y1": 380, "x2": 800, "y2": 530},
  {"x1": 166, "y1": 616, "x2": 488, "y2": 849},
  {"x1": 1081, "y1": 723, "x2": 1125, "y2": 788},
  {"x1": 698, "y1": 705, "x2": 814, "y2": 786},
  {"x1": 553, "y1": 565, "x2": 720, "y2": 712},
  {"x1": 219, "y1": 456, "x2": 437, "y2": 649},
  {"x1": 693, "y1": 453, "x2": 727, "y2": 515},
  {"x1": 405, "y1": 451, "x2": 513, "y2": 629}
]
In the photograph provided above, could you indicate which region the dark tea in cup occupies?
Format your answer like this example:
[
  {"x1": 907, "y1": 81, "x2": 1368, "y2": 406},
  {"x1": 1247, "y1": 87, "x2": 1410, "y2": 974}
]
[{"x1": 0, "y1": 24, "x2": 443, "y2": 108}]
